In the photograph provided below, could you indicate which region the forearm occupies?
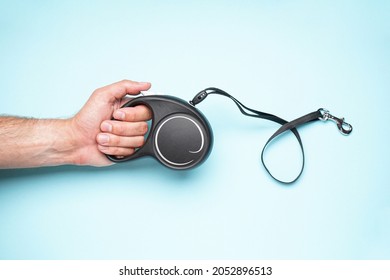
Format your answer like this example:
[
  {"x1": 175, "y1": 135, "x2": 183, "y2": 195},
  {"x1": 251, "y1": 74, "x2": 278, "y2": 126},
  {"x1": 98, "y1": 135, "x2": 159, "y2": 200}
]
[{"x1": 0, "y1": 117, "x2": 78, "y2": 168}]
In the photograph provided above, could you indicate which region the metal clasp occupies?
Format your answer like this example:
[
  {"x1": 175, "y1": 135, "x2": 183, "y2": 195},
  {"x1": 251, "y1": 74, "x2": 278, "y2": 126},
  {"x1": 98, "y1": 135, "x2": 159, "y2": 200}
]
[{"x1": 319, "y1": 108, "x2": 353, "y2": 135}]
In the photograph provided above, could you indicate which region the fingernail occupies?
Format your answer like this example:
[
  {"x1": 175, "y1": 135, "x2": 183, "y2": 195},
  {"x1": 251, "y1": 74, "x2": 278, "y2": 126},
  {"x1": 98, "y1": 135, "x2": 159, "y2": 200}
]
[
  {"x1": 101, "y1": 122, "x2": 112, "y2": 132},
  {"x1": 97, "y1": 134, "x2": 109, "y2": 145},
  {"x1": 138, "y1": 82, "x2": 150, "y2": 85},
  {"x1": 114, "y1": 110, "x2": 125, "y2": 120}
]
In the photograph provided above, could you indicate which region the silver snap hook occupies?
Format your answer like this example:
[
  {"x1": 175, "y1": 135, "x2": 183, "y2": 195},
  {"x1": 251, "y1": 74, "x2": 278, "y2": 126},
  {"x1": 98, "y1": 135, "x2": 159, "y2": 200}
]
[{"x1": 319, "y1": 108, "x2": 353, "y2": 135}]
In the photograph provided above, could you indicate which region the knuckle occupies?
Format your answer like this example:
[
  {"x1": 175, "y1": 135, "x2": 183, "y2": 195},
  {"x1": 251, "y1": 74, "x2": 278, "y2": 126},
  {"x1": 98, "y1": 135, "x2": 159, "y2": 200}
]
[
  {"x1": 125, "y1": 110, "x2": 137, "y2": 122},
  {"x1": 121, "y1": 79, "x2": 132, "y2": 84},
  {"x1": 113, "y1": 122, "x2": 127, "y2": 135},
  {"x1": 110, "y1": 135, "x2": 121, "y2": 146},
  {"x1": 92, "y1": 88, "x2": 104, "y2": 98},
  {"x1": 120, "y1": 79, "x2": 135, "y2": 90}
]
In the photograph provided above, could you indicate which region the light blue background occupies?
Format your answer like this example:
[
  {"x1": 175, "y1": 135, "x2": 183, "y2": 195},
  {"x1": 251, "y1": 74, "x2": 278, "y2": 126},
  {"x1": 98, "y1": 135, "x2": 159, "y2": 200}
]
[{"x1": 0, "y1": 0, "x2": 389, "y2": 259}]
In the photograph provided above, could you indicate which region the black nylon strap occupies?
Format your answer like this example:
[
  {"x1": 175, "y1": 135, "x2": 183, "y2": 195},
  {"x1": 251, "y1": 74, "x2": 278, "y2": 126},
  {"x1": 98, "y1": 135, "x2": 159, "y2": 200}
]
[
  {"x1": 260, "y1": 110, "x2": 322, "y2": 183},
  {"x1": 191, "y1": 88, "x2": 324, "y2": 184}
]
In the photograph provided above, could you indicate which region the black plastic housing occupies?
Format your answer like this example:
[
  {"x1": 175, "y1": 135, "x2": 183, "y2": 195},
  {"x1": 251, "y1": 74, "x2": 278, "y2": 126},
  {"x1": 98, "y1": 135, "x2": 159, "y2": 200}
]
[{"x1": 106, "y1": 95, "x2": 213, "y2": 170}]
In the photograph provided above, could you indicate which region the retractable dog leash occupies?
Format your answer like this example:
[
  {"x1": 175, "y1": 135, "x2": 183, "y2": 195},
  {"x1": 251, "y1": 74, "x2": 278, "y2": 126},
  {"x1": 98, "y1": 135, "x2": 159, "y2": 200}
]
[
  {"x1": 107, "y1": 88, "x2": 352, "y2": 184},
  {"x1": 107, "y1": 94, "x2": 213, "y2": 170}
]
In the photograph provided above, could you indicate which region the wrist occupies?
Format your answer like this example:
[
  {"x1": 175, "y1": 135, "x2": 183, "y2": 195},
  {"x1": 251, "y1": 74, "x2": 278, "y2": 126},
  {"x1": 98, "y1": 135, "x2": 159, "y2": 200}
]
[{"x1": 33, "y1": 118, "x2": 80, "y2": 166}]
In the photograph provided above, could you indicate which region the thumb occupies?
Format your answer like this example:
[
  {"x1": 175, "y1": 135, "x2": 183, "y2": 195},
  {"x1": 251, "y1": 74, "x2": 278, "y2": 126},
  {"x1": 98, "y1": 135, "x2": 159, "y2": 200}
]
[{"x1": 93, "y1": 80, "x2": 152, "y2": 103}]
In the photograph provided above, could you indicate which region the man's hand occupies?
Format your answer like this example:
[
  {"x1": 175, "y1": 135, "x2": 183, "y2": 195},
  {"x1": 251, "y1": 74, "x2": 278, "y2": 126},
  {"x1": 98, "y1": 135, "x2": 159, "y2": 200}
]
[
  {"x1": 0, "y1": 80, "x2": 151, "y2": 168},
  {"x1": 71, "y1": 80, "x2": 152, "y2": 166}
]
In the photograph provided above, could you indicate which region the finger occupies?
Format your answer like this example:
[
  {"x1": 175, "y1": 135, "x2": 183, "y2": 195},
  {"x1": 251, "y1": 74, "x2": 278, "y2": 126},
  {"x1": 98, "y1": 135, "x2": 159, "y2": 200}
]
[
  {"x1": 101, "y1": 120, "x2": 149, "y2": 136},
  {"x1": 96, "y1": 133, "x2": 145, "y2": 148},
  {"x1": 97, "y1": 145, "x2": 136, "y2": 157},
  {"x1": 113, "y1": 105, "x2": 152, "y2": 122},
  {"x1": 93, "y1": 80, "x2": 152, "y2": 102}
]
